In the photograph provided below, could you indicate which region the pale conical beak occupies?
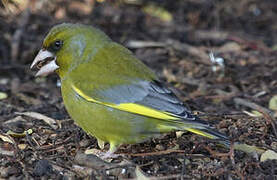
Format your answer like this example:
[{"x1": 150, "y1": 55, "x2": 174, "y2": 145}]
[{"x1": 30, "y1": 49, "x2": 59, "y2": 77}]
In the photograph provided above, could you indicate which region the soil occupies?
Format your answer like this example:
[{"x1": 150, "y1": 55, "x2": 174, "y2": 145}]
[{"x1": 0, "y1": 0, "x2": 276, "y2": 179}]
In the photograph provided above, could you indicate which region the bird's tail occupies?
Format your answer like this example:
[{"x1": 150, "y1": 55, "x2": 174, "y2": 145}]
[
  {"x1": 172, "y1": 115, "x2": 230, "y2": 148},
  {"x1": 184, "y1": 126, "x2": 230, "y2": 147}
]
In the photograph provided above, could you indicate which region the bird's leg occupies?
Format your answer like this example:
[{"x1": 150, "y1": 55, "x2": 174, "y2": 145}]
[{"x1": 100, "y1": 143, "x2": 119, "y2": 159}]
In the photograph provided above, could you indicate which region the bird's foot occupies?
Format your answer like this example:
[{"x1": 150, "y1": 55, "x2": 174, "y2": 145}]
[
  {"x1": 100, "y1": 151, "x2": 119, "y2": 159},
  {"x1": 85, "y1": 143, "x2": 120, "y2": 160}
]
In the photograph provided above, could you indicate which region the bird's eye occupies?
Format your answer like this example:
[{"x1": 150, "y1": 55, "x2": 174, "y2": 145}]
[{"x1": 53, "y1": 40, "x2": 63, "y2": 51}]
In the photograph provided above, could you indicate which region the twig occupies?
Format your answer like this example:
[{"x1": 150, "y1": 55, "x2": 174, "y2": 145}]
[
  {"x1": 38, "y1": 135, "x2": 73, "y2": 151},
  {"x1": 232, "y1": 168, "x2": 245, "y2": 180},
  {"x1": 181, "y1": 158, "x2": 186, "y2": 180},
  {"x1": 148, "y1": 174, "x2": 183, "y2": 180},
  {"x1": 126, "y1": 41, "x2": 166, "y2": 48},
  {"x1": 124, "y1": 149, "x2": 186, "y2": 157},
  {"x1": 204, "y1": 94, "x2": 236, "y2": 100},
  {"x1": 201, "y1": 145, "x2": 230, "y2": 158},
  {"x1": 228, "y1": 35, "x2": 271, "y2": 52},
  {"x1": 166, "y1": 39, "x2": 212, "y2": 65},
  {"x1": 242, "y1": 162, "x2": 261, "y2": 177},
  {"x1": 203, "y1": 168, "x2": 226, "y2": 178},
  {"x1": 126, "y1": 39, "x2": 212, "y2": 65},
  {"x1": 190, "y1": 30, "x2": 229, "y2": 44},
  {"x1": 126, "y1": 174, "x2": 191, "y2": 180}
]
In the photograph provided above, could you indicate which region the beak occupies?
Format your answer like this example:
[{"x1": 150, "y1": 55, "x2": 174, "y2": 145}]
[{"x1": 30, "y1": 49, "x2": 59, "y2": 77}]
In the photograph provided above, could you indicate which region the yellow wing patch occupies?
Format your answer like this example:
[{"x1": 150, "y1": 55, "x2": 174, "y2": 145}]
[
  {"x1": 186, "y1": 128, "x2": 215, "y2": 139},
  {"x1": 72, "y1": 85, "x2": 179, "y2": 120}
]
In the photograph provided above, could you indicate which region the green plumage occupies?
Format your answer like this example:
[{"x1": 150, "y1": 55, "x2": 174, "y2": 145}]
[{"x1": 39, "y1": 23, "x2": 229, "y2": 154}]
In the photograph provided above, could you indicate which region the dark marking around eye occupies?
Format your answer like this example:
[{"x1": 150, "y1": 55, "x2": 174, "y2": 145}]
[{"x1": 49, "y1": 40, "x2": 63, "y2": 52}]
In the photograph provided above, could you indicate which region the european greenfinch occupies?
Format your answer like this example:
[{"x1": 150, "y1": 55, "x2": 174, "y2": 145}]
[{"x1": 31, "y1": 23, "x2": 229, "y2": 157}]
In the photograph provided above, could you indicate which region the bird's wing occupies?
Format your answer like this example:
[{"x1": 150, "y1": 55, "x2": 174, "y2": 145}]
[
  {"x1": 71, "y1": 80, "x2": 231, "y2": 141},
  {"x1": 71, "y1": 79, "x2": 199, "y2": 122}
]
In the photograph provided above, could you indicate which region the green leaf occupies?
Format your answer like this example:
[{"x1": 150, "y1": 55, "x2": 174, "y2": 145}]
[
  {"x1": 269, "y1": 95, "x2": 277, "y2": 110},
  {"x1": 143, "y1": 4, "x2": 172, "y2": 22}
]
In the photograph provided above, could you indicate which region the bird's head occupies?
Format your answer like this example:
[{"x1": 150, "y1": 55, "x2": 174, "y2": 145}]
[{"x1": 30, "y1": 23, "x2": 110, "y2": 78}]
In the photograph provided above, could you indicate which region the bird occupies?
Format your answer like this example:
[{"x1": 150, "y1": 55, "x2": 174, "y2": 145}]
[{"x1": 30, "y1": 23, "x2": 229, "y2": 158}]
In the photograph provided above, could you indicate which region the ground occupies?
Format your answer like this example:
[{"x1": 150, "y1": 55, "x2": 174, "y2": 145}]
[{"x1": 0, "y1": 0, "x2": 277, "y2": 179}]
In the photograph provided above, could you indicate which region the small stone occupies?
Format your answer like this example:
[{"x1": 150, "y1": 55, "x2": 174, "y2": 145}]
[
  {"x1": 155, "y1": 144, "x2": 165, "y2": 151},
  {"x1": 0, "y1": 166, "x2": 21, "y2": 178},
  {"x1": 0, "y1": 78, "x2": 8, "y2": 85},
  {"x1": 18, "y1": 144, "x2": 27, "y2": 150},
  {"x1": 33, "y1": 159, "x2": 53, "y2": 177}
]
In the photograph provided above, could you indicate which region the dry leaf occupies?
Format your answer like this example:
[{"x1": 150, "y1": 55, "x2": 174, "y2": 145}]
[
  {"x1": 0, "y1": 134, "x2": 14, "y2": 144},
  {"x1": 18, "y1": 144, "x2": 27, "y2": 150},
  {"x1": 260, "y1": 150, "x2": 277, "y2": 162},
  {"x1": 16, "y1": 112, "x2": 58, "y2": 130},
  {"x1": 234, "y1": 143, "x2": 265, "y2": 155}
]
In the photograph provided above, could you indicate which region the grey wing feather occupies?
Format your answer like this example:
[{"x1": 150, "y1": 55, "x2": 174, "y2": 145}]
[
  {"x1": 137, "y1": 81, "x2": 197, "y2": 120},
  {"x1": 96, "y1": 80, "x2": 196, "y2": 120},
  {"x1": 93, "y1": 81, "x2": 149, "y2": 104}
]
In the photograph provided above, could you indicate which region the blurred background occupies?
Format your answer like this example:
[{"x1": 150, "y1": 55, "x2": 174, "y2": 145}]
[{"x1": 0, "y1": 0, "x2": 276, "y2": 179}]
